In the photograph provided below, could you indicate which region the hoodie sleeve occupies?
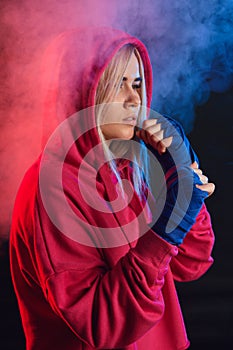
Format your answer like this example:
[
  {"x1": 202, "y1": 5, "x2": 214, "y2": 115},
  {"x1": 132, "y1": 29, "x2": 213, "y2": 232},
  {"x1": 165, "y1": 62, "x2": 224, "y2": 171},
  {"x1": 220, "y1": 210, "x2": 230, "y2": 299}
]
[
  {"x1": 33, "y1": 196, "x2": 178, "y2": 349},
  {"x1": 170, "y1": 203, "x2": 215, "y2": 282}
]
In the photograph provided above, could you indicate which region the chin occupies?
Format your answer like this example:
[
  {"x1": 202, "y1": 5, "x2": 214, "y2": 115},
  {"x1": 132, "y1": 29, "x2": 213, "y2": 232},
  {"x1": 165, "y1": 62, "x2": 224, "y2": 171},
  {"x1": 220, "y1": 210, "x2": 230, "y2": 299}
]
[
  {"x1": 118, "y1": 126, "x2": 135, "y2": 140},
  {"x1": 102, "y1": 125, "x2": 135, "y2": 141}
]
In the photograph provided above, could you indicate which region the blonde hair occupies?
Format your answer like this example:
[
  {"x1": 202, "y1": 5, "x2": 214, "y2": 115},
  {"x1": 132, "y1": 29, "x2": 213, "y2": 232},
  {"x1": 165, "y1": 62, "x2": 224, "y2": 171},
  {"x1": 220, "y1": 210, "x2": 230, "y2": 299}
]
[{"x1": 95, "y1": 44, "x2": 150, "y2": 198}]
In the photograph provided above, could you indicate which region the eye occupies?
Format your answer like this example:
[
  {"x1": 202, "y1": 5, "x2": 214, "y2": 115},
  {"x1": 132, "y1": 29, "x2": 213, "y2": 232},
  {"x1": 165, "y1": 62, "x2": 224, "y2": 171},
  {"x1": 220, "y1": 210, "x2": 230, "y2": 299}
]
[
  {"x1": 132, "y1": 83, "x2": 141, "y2": 90},
  {"x1": 132, "y1": 78, "x2": 142, "y2": 90}
]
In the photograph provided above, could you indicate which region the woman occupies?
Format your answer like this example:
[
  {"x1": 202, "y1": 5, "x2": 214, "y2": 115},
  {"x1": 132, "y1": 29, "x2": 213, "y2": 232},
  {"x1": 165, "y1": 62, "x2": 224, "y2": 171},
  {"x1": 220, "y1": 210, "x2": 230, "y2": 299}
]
[{"x1": 10, "y1": 27, "x2": 215, "y2": 350}]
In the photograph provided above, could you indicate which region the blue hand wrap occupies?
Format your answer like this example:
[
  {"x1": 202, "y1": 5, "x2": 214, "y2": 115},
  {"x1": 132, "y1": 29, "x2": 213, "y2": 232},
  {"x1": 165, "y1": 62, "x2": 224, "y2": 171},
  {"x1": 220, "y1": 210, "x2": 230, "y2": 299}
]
[{"x1": 146, "y1": 115, "x2": 208, "y2": 245}]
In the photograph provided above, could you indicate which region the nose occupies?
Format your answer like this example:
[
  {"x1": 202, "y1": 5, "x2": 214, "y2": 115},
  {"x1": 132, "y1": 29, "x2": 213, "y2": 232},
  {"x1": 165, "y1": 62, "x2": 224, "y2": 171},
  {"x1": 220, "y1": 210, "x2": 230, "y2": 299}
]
[{"x1": 124, "y1": 86, "x2": 141, "y2": 109}]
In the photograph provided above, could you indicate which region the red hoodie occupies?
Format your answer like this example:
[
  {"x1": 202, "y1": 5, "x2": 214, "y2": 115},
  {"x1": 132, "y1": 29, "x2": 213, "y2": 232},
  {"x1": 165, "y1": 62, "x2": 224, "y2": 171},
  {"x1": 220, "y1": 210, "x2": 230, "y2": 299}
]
[{"x1": 10, "y1": 27, "x2": 214, "y2": 350}]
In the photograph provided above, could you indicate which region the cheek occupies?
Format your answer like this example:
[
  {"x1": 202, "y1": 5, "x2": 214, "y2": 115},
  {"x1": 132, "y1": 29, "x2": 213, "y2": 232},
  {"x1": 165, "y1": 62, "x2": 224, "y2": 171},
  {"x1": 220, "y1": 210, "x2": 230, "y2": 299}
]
[
  {"x1": 102, "y1": 103, "x2": 124, "y2": 123},
  {"x1": 113, "y1": 92, "x2": 124, "y2": 103}
]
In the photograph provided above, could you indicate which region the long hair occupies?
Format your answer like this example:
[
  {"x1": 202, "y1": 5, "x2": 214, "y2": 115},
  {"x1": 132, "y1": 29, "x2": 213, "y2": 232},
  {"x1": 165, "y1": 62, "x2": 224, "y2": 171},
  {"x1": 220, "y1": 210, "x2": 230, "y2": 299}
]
[{"x1": 95, "y1": 44, "x2": 150, "y2": 198}]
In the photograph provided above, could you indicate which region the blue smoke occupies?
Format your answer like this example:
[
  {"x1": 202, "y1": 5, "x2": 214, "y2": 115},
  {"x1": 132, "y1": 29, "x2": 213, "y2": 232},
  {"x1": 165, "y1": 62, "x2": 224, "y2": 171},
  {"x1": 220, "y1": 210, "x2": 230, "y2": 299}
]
[{"x1": 116, "y1": 0, "x2": 233, "y2": 132}]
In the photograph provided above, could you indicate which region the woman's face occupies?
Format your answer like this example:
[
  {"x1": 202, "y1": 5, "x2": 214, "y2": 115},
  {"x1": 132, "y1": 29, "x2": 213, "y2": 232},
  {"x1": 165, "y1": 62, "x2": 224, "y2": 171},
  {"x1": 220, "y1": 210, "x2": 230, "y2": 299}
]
[{"x1": 100, "y1": 53, "x2": 142, "y2": 141}]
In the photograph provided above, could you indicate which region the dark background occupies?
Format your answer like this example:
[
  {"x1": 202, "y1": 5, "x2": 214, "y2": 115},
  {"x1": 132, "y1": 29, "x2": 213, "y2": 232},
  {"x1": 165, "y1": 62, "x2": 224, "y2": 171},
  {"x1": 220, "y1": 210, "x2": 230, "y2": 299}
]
[
  {"x1": 176, "y1": 87, "x2": 233, "y2": 349},
  {"x1": 0, "y1": 88, "x2": 232, "y2": 349}
]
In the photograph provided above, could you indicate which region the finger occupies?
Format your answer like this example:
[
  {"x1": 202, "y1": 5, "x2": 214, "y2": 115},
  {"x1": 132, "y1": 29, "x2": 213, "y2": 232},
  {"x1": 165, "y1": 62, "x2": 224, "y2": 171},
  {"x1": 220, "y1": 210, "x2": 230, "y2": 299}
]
[
  {"x1": 144, "y1": 123, "x2": 162, "y2": 135},
  {"x1": 190, "y1": 161, "x2": 199, "y2": 169},
  {"x1": 150, "y1": 129, "x2": 164, "y2": 145},
  {"x1": 136, "y1": 123, "x2": 163, "y2": 145},
  {"x1": 136, "y1": 122, "x2": 173, "y2": 154},
  {"x1": 198, "y1": 174, "x2": 208, "y2": 184},
  {"x1": 157, "y1": 136, "x2": 173, "y2": 154},
  {"x1": 192, "y1": 168, "x2": 203, "y2": 175},
  {"x1": 196, "y1": 183, "x2": 215, "y2": 197},
  {"x1": 142, "y1": 118, "x2": 158, "y2": 129}
]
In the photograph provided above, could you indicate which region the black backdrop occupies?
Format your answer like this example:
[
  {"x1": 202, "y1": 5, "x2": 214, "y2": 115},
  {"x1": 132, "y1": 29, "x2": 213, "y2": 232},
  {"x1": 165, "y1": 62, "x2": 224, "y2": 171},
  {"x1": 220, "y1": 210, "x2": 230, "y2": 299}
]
[
  {"x1": 0, "y1": 87, "x2": 232, "y2": 349},
  {"x1": 176, "y1": 87, "x2": 233, "y2": 349}
]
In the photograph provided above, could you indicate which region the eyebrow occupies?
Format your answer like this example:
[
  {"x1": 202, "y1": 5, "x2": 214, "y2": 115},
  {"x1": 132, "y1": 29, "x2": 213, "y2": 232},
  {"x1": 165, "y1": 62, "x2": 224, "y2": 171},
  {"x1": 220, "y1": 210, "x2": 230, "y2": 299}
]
[{"x1": 122, "y1": 77, "x2": 142, "y2": 82}]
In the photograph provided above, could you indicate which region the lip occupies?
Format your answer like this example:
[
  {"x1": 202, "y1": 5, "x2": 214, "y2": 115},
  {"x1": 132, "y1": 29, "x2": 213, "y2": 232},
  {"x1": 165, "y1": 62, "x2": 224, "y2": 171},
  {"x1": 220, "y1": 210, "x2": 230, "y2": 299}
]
[{"x1": 122, "y1": 115, "x2": 137, "y2": 126}]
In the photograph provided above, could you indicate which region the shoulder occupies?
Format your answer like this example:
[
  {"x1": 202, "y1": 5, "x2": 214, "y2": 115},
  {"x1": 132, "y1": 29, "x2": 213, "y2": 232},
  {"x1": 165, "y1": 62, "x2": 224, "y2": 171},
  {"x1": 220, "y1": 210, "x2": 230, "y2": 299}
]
[
  {"x1": 15, "y1": 156, "x2": 41, "y2": 205},
  {"x1": 11, "y1": 156, "x2": 41, "y2": 239}
]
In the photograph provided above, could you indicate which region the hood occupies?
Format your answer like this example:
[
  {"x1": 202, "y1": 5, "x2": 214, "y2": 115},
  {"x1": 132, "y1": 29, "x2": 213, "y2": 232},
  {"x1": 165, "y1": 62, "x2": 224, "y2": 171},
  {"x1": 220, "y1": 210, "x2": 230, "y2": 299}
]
[
  {"x1": 40, "y1": 26, "x2": 153, "y2": 149},
  {"x1": 38, "y1": 27, "x2": 154, "y2": 248}
]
